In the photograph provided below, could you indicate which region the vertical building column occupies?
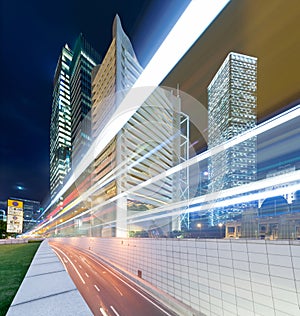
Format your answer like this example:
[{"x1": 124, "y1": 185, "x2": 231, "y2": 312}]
[{"x1": 116, "y1": 195, "x2": 127, "y2": 237}]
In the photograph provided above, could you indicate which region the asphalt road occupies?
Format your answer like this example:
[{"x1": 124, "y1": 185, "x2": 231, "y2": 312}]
[{"x1": 49, "y1": 241, "x2": 177, "y2": 316}]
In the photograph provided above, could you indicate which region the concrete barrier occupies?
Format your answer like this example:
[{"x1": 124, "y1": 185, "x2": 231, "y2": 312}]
[{"x1": 54, "y1": 237, "x2": 300, "y2": 316}]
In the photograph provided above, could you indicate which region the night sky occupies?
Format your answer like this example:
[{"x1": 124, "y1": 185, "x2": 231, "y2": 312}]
[
  {"x1": 0, "y1": 0, "x2": 190, "y2": 205},
  {"x1": 1, "y1": 0, "x2": 300, "y2": 207}
]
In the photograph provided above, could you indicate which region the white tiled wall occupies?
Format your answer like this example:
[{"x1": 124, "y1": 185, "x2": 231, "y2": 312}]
[{"x1": 59, "y1": 237, "x2": 300, "y2": 316}]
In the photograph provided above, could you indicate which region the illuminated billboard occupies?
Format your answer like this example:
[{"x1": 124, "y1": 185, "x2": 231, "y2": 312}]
[{"x1": 7, "y1": 199, "x2": 24, "y2": 234}]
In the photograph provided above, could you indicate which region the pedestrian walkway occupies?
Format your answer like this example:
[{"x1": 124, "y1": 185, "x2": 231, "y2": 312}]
[{"x1": 7, "y1": 240, "x2": 92, "y2": 316}]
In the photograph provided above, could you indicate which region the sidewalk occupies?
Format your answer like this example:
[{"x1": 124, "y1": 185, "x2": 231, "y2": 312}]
[{"x1": 6, "y1": 240, "x2": 92, "y2": 316}]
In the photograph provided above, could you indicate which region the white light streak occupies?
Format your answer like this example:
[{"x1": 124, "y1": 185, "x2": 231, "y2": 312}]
[
  {"x1": 126, "y1": 171, "x2": 300, "y2": 223},
  {"x1": 135, "y1": 0, "x2": 230, "y2": 88},
  {"x1": 31, "y1": 104, "x2": 299, "y2": 234},
  {"x1": 46, "y1": 0, "x2": 230, "y2": 213}
]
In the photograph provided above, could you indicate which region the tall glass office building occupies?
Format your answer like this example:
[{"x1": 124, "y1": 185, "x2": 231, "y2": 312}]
[
  {"x1": 70, "y1": 34, "x2": 101, "y2": 168},
  {"x1": 50, "y1": 44, "x2": 73, "y2": 198},
  {"x1": 50, "y1": 36, "x2": 101, "y2": 199},
  {"x1": 208, "y1": 52, "x2": 257, "y2": 223}
]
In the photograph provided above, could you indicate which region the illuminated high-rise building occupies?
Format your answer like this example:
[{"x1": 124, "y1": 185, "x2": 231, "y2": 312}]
[
  {"x1": 50, "y1": 36, "x2": 101, "y2": 199},
  {"x1": 70, "y1": 34, "x2": 101, "y2": 168},
  {"x1": 208, "y1": 52, "x2": 257, "y2": 223},
  {"x1": 50, "y1": 44, "x2": 73, "y2": 198},
  {"x1": 92, "y1": 15, "x2": 143, "y2": 136},
  {"x1": 91, "y1": 16, "x2": 188, "y2": 237}
]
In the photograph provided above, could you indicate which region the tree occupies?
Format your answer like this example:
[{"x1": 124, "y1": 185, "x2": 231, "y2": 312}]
[{"x1": 0, "y1": 220, "x2": 14, "y2": 239}]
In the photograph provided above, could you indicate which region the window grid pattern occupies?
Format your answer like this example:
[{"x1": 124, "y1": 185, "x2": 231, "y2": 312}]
[
  {"x1": 50, "y1": 45, "x2": 73, "y2": 198},
  {"x1": 208, "y1": 53, "x2": 257, "y2": 194}
]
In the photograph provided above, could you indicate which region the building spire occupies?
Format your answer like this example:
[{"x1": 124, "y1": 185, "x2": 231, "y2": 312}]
[{"x1": 112, "y1": 14, "x2": 121, "y2": 39}]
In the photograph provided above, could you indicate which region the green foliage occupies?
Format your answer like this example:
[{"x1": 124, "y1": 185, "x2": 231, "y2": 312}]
[
  {"x1": 0, "y1": 220, "x2": 8, "y2": 239},
  {"x1": 0, "y1": 220, "x2": 16, "y2": 239},
  {"x1": 0, "y1": 242, "x2": 41, "y2": 315},
  {"x1": 129, "y1": 230, "x2": 149, "y2": 237}
]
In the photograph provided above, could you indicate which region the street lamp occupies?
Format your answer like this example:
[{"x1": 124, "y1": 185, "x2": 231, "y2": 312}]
[
  {"x1": 196, "y1": 223, "x2": 202, "y2": 238},
  {"x1": 218, "y1": 223, "x2": 223, "y2": 238}
]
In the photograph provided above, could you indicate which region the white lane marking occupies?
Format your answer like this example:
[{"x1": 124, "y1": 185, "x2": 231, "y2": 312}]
[
  {"x1": 79, "y1": 265, "x2": 82, "y2": 269},
  {"x1": 110, "y1": 305, "x2": 120, "y2": 316},
  {"x1": 51, "y1": 245, "x2": 86, "y2": 284},
  {"x1": 81, "y1": 257, "x2": 91, "y2": 268},
  {"x1": 85, "y1": 272, "x2": 89, "y2": 278},
  {"x1": 52, "y1": 249, "x2": 68, "y2": 272},
  {"x1": 86, "y1": 253, "x2": 173, "y2": 316},
  {"x1": 85, "y1": 261, "x2": 91, "y2": 268},
  {"x1": 63, "y1": 258, "x2": 68, "y2": 264},
  {"x1": 100, "y1": 307, "x2": 108, "y2": 316},
  {"x1": 94, "y1": 284, "x2": 100, "y2": 292},
  {"x1": 113, "y1": 284, "x2": 123, "y2": 296}
]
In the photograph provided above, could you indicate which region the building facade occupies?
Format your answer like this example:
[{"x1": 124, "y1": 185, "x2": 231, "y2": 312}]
[
  {"x1": 208, "y1": 52, "x2": 257, "y2": 224},
  {"x1": 70, "y1": 34, "x2": 101, "y2": 168},
  {"x1": 50, "y1": 36, "x2": 101, "y2": 199},
  {"x1": 50, "y1": 45, "x2": 73, "y2": 198},
  {"x1": 91, "y1": 16, "x2": 188, "y2": 237}
]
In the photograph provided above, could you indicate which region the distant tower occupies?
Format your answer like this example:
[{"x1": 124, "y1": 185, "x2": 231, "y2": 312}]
[
  {"x1": 70, "y1": 34, "x2": 101, "y2": 168},
  {"x1": 50, "y1": 35, "x2": 101, "y2": 199},
  {"x1": 208, "y1": 52, "x2": 257, "y2": 224},
  {"x1": 50, "y1": 44, "x2": 73, "y2": 198}
]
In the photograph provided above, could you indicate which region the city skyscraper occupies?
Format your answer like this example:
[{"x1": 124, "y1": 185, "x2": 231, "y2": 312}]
[
  {"x1": 50, "y1": 36, "x2": 101, "y2": 199},
  {"x1": 50, "y1": 44, "x2": 73, "y2": 198},
  {"x1": 91, "y1": 16, "x2": 188, "y2": 237},
  {"x1": 92, "y1": 15, "x2": 143, "y2": 137},
  {"x1": 208, "y1": 52, "x2": 257, "y2": 224},
  {"x1": 90, "y1": 15, "x2": 144, "y2": 237},
  {"x1": 70, "y1": 34, "x2": 101, "y2": 168}
]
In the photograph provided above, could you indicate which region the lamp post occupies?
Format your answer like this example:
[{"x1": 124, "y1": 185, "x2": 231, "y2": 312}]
[
  {"x1": 218, "y1": 223, "x2": 223, "y2": 238},
  {"x1": 197, "y1": 223, "x2": 202, "y2": 238}
]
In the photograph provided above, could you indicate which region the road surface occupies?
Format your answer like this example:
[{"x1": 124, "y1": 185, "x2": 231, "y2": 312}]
[{"x1": 49, "y1": 241, "x2": 177, "y2": 316}]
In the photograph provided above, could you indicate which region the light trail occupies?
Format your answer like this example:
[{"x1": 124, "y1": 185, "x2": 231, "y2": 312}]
[
  {"x1": 84, "y1": 107, "x2": 300, "y2": 218},
  {"x1": 125, "y1": 171, "x2": 300, "y2": 223},
  {"x1": 44, "y1": 0, "x2": 230, "y2": 214},
  {"x1": 30, "y1": 104, "x2": 299, "y2": 234},
  {"x1": 89, "y1": 105, "x2": 300, "y2": 214}
]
